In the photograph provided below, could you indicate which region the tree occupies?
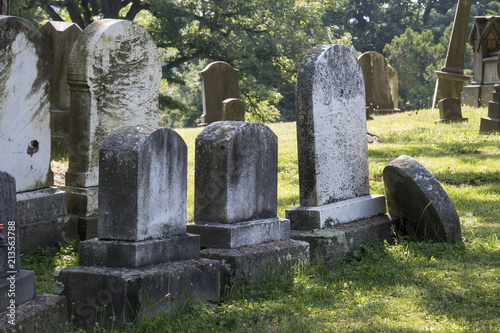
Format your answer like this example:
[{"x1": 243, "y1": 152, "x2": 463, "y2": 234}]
[{"x1": 1, "y1": 0, "x2": 11, "y2": 15}]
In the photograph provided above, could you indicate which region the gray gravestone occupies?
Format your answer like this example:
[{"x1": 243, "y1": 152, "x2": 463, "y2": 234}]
[
  {"x1": 480, "y1": 53, "x2": 500, "y2": 132},
  {"x1": 286, "y1": 44, "x2": 386, "y2": 230},
  {"x1": 358, "y1": 51, "x2": 400, "y2": 113},
  {"x1": 437, "y1": 97, "x2": 467, "y2": 122},
  {"x1": 222, "y1": 98, "x2": 245, "y2": 121},
  {"x1": 40, "y1": 21, "x2": 82, "y2": 156},
  {"x1": 0, "y1": 15, "x2": 53, "y2": 193},
  {"x1": 64, "y1": 19, "x2": 161, "y2": 238},
  {"x1": 383, "y1": 155, "x2": 462, "y2": 242},
  {"x1": 188, "y1": 121, "x2": 289, "y2": 248},
  {"x1": 199, "y1": 61, "x2": 240, "y2": 124}
]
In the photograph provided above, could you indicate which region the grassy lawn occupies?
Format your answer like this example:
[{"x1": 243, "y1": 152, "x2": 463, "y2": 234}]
[{"x1": 23, "y1": 106, "x2": 500, "y2": 332}]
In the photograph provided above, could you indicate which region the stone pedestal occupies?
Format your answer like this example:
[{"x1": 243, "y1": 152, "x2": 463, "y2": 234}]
[
  {"x1": 480, "y1": 84, "x2": 500, "y2": 132},
  {"x1": 435, "y1": 97, "x2": 468, "y2": 123},
  {"x1": 433, "y1": 70, "x2": 470, "y2": 108}
]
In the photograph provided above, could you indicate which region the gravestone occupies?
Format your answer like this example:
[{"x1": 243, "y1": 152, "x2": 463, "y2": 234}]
[
  {"x1": 437, "y1": 97, "x2": 467, "y2": 123},
  {"x1": 383, "y1": 155, "x2": 462, "y2": 242},
  {"x1": 358, "y1": 51, "x2": 400, "y2": 114},
  {"x1": 286, "y1": 44, "x2": 390, "y2": 261},
  {"x1": 480, "y1": 53, "x2": 500, "y2": 132},
  {"x1": 40, "y1": 21, "x2": 82, "y2": 157},
  {"x1": 56, "y1": 126, "x2": 220, "y2": 327},
  {"x1": 222, "y1": 98, "x2": 245, "y2": 121},
  {"x1": 199, "y1": 61, "x2": 242, "y2": 125},
  {"x1": 187, "y1": 121, "x2": 308, "y2": 285},
  {"x1": 463, "y1": 16, "x2": 500, "y2": 107},
  {"x1": 0, "y1": 16, "x2": 75, "y2": 252},
  {"x1": 64, "y1": 19, "x2": 161, "y2": 239}
]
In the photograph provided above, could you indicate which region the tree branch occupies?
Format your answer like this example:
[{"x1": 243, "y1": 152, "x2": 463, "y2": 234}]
[
  {"x1": 42, "y1": 3, "x2": 64, "y2": 21},
  {"x1": 125, "y1": 0, "x2": 150, "y2": 20}
]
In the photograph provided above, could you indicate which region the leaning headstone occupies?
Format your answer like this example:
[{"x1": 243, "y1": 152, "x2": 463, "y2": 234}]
[
  {"x1": 187, "y1": 121, "x2": 308, "y2": 285},
  {"x1": 199, "y1": 61, "x2": 241, "y2": 125},
  {"x1": 286, "y1": 44, "x2": 391, "y2": 261},
  {"x1": 480, "y1": 55, "x2": 500, "y2": 132},
  {"x1": 0, "y1": 16, "x2": 76, "y2": 252},
  {"x1": 383, "y1": 155, "x2": 462, "y2": 242},
  {"x1": 64, "y1": 19, "x2": 161, "y2": 239},
  {"x1": 56, "y1": 126, "x2": 220, "y2": 328},
  {"x1": 222, "y1": 98, "x2": 245, "y2": 121},
  {"x1": 40, "y1": 21, "x2": 82, "y2": 157},
  {"x1": 358, "y1": 51, "x2": 400, "y2": 114},
  {"x1": 437, "y1": 97, "x2": 467, "y2": 123}
]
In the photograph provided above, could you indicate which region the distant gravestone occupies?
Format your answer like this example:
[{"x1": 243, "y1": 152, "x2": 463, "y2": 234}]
[
  {"x1": 188, "y1": 121, "x2": 288, "y2": 248},
  {"x1": 480, "y1": 54, "x2": 500, "y2": 132},
  {"x1": 0, "y1": 15, "x2": 53, "y2": 193},
  {"x1": 286, "y1": 44, "x2": 386, "y2": 230},
  {"x1": 358, "y1": 51, "x2": 400, "y2": 114},
  {"x1": 222, "y1": 98, "x2": 245, "y2": 121},
  {"x1": 199, "y1": 61, "x2": 240, "y2": 124},
  {"x1": 64, "y1": 19, "x2": 161, "y2": 238},
  {"x1": 40, "y1": 21, "x2": 82, "y2": 156},
  {"x1": 383, "y1": 155, "x2": 461, "y2": 242},
  {"x1": 437, "y1": 97, "x2": 467, "y2": 122}
]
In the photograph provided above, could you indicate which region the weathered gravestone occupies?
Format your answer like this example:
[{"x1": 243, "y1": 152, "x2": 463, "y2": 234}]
[
  {"x1": 222, "y1": 98, "x2": 245, "y2": 121},
  {"x1": 64, "y1": 19, "x2": 161, "y2": 239},
  {"x1": 199, "y1": 61, "x2": 244, "y2": 124},
  {"x1": 383, "y1": 155, "x2": 462, "y2": 242},
  {"x1": 56, "y1": 126, "x2": 220, "y2": 328},
  {"x1": 40, "y1": 21, "x2": 82, "y2": 157},
  {"x1": 480, "y1": 54, "x2": 500, "y2": 132},
  {"x1": 187, "y1": 121, "x2": 308, "y2": 285},
  {"x1": 437, "y1": 97, "x2": 467, "y2": 123},
  {"x1": 358, "y1": 51, "x2": 400, "y2": 114},
  {"x1": 0, "y1": 15, "x2": 75, "y2": 252},
  {"x1": 286, "y1": 44, "x2": 391, "y2": 261}
]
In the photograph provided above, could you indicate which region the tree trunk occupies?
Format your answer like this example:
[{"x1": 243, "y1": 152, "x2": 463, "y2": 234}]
[{"x1": 1, "y1": 0, "x2": 11, "y2": 15}]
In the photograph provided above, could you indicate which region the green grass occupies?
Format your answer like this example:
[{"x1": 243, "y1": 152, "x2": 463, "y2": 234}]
[{"x1": 23, "y1": 106, "x2": 500, "y2": 332}]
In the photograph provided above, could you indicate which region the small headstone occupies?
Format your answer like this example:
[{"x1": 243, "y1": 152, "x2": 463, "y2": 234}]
[
  {"x1": 199, "y1": 61, "x2": 240, "y2": 124},
  {"x1": 40, "y1": 21, "x2": 82, "y2": 156},
  {"x1": 0, "y1": 15, "x2": 53, "y2": 193},
  {"x1": 480, "y1": 54, "x2": 500, "y2": 132},
  {"x1": 188, "y1": 121, "x2": 289, "y2": 248},
  {"x1": 437, "y1": 97, "x2": 467, "y2": 122},
  {"x1": 286, "y1": 44, "x2": 386, "y2": 230},
  {"x1": 222, "y1": 98, "x2": 245, "y2": 121},
  {"x1": 358, "y1": 51, "x2": 400, "y2": 113},
  {"x1": 383, "y1": 155, "x2": 462, "y2": 242}
]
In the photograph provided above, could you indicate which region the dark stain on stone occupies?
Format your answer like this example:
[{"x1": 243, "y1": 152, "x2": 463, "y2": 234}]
[{"x1": 27, "y1": 140, "x2": 39, "y2": 156}]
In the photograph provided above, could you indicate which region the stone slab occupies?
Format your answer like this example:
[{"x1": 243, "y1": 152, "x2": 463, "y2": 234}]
[
  {"x1": 79, "y1": 234, "x2": 200, "y2": 268},
  {"x1": 383, "y1": 155, "x2": 461, "y2": 242},
  {"x1": 200, "y1": 240, "x2": 309, "y2": 291},
  {"x1": 187, "y1": 218, "x2": 290, "y2": 249},
  {"x1": 17, "y1": 187, "x2": 78, "y2": 252},
  {"x1": 55, "y1": 259, "x2": 220, "y2": 328},
  {"x1": 0, "y1": 270, "x2": 36, "y2": 312},
  {"x1": 480, "y1": 116, "x2": 500, "y2": 132},
  {"x1": 65, "y1": 185, "x2": 98, "y2": 217},
  {"x1": 290, "y1": 214, "x2": 394, "y2": 263},
  {"x1": 0, "y1": 294, "x2": 68, "y2": 332},
  {"x1": 286, "y1": 194, "x2": 386, "y2": 230}
]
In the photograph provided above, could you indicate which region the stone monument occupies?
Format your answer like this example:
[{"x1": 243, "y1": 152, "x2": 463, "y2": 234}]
[
  {"x1": 56, "y1": 126, "x2": 220, "y2": 327},
  {"x1": 40, "y1": 21, "x2": 82, "y2": 157},
  {"x1": 285, "y1": 44, "x2": 391, "y2": 262},
  {"x1": 463, "y1": 16, "x2": 500, "y2": 107},
  {"x1": 187, "y1": 121, "x2": 308, "y2": 285},
  {"x1": 480, "y1": 55, "x2": 500, "y2": 132},
  {"x1": 64, "y1": 19, "x2": 161, "y2": 239},
  {"x1": 358, "y1": 51, "x2": 400, "y2": 114}
]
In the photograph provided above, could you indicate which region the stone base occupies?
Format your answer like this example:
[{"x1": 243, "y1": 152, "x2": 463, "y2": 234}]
[
  {"x1": 286, "y1": 194, "x2": 386, "y2": 230},
  {"x1": 65, "y1": 186, "x2": 99, "y2": 240},
  {"x1": 77, "y1": 216, "x2": 97, "y2": 240},
  {"x1": 0, "y1": 295, "x2": 68, "y2": 332},
  {"x1": 200, "y1": 240, "x2": 309, "y2": 291},
  {"x1": 17, "y1": 187, "x2": 77, "y2": 252},
  {"x1": 79, "y1": 234, "x2": 201, "y2": 268},
  {"x1": 0, "y1": 270, "x2": 36, "y2": 312},
  {"x1": 187, "y1": 218, "x2": 290, "y2": 249},
  {"x1": 290, "y1": 214, "x2": 395, "y2": 263},
  {"x1": 55, "y1": 259, "x2": 221, "y2": 328},
  {"x1": 433, "y1": 70, "x2": 470, "y2": 107},
  {"x1": 480, "y1": 116, "x2": 500, "y2": 132},
  {"x1": 463, "y1": 84, "x2": 496, "y2": 107}
]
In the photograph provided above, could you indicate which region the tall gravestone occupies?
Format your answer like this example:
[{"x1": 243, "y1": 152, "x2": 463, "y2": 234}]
[
  {"x1": 358, "y1": 51, "x2": 400, "y2": 114},
  {"x1": 463, "y1": 16, "x2": 500, "y2": 107},
  {"x1": 64, "y1": 19, "x2": 161, "y2": 238},
  {"x1": 187, "y1": 121, "x2": 308, "y2": 284},
  {"x1": 40, "y1": 21, "x2": 82, "y2": 157},
  {"x1": 199, "y1": 61, "x2": 243, "y2": 125},
  {"x1": 0, "y1": 16, "x2": 75, "y2": 252},
  {"x1": 56, "y1": 126, "x2": 220, "y2": 327},
  {"x1": 286, "y1": 44, "x2": 390, "y2": 261}
]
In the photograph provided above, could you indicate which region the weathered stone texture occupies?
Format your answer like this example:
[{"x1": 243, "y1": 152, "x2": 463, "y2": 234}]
[
  {"x1": 383, "y1": 155, "x2": 461, "y2": 242},
  {"x1": 0, "y1": 171, "x2": 18, "y2": 276},
  {"x1": 0, "y1": 16, "x2": 53, "y2": 192},
  {"x1": 295, "y1": 44, "x2": 369, "y2": 207}
]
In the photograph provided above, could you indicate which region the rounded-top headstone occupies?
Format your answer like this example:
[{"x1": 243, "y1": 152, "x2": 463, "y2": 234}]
[
  {"x1": 0, "y1": 16, "x2": 53, "y2": 192},
  {"x1": 358, "y1": 51, "x2": 394, "y2": 110},
  {"x1": 383, "y1": 155, "x2": 462, "y2": 242},
  {"x1": 296, "y1": 44, "x2": 369, "y2": 207},
  {"x1": 66, "y1": 19, "x2": 161, "y2": 187}
]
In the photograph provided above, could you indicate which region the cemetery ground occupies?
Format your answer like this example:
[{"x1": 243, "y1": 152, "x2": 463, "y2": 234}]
[{"x1": 23, "y1": 106, "x2": 500, "y2": 332}]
